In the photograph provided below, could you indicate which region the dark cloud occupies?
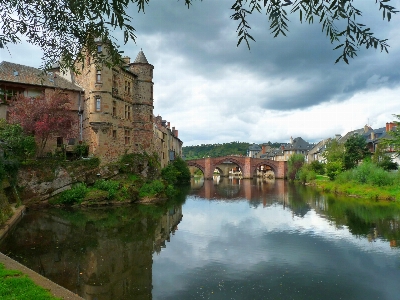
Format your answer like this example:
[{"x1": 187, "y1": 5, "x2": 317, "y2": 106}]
[{"x1": 128, "y1": 0, "x2": 400, "y2": 112}]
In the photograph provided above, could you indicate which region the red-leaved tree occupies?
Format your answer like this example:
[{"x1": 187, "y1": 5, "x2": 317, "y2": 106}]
[{"x1": 8, "y1": 90, "x2": 77, "y2": 156}]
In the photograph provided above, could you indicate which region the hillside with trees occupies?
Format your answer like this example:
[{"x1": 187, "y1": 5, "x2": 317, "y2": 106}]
[{"x1": 183, "y1": 141, "x2": 281, "y2": 160}]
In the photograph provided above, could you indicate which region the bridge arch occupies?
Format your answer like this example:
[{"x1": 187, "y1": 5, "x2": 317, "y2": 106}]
[
  {"x1": 212, "y1": 157, "x2": 244, "y2": 177},
  {"x1": 187, "y1": 162, "x2": 205, "y2": 177},
  {"x1": 252, "y1": 161, "x2": 278, "y2": 178},
  {"x1": 185, "y1": 156, "x2": 286, "y2": 179}
]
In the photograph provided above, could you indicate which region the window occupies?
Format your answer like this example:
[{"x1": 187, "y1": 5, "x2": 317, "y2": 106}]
[
  {"x1": 0, "y1": 87, "x2": 24, "y2": 103},
  {"x1": 112, "y1": 101, "x2": 117, "y2": 117},
  {"x1": 124, "y1": 81, "x2": 131, "y2": 94},
  {"x1": 112, "y1": 74, "x2": 118, "y2": 89},
  {"x1": 96, "y1": 70, "x2": 101, "y2": 83},
  {"x1": 57, "y1": 137, "x2": 63, "y2": 147},
  {"x1": 149, "y1": 115, "x2": 152, "y2": 122},
  {"x1": 112, "y1": 130, "x2": 117, "y2": 139},
  {"x1": 97, "y1": 45, "x2": 102, "y2": 53},
  {"x1": 124, "y1": 129, "x2": 131, "y2": 145},
  {"x1": 125, "y1": 105, "x2": 131, "y2": 120},
  {"x1": 95, "y1": 97, "x2": 101, "y2": 111}
]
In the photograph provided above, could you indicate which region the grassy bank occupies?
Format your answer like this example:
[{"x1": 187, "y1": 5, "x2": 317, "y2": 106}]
[
  {"x1": 0, "y1": 263, "x2": 60, "y2": 300},
  {"x1": 312, "y1": 174, "x2": 400, "y2": 201}
]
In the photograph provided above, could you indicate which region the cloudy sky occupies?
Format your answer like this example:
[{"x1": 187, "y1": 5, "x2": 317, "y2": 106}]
[{"x1": 1, "y1": 0, "x2": 400, "y2": 146}]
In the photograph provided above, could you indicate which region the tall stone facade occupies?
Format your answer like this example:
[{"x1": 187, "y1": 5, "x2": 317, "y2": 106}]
[
  {"x1": 74, "y1": 46, "x2": 155, "y2": 163},
  {"x1": 72, "y1": 43, "x2": 181, "y2": 165}
]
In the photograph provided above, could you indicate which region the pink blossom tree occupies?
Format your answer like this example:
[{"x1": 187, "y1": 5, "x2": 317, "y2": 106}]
[{"x1": 8, "y1": 90, "x2": 77, "y2": 156}]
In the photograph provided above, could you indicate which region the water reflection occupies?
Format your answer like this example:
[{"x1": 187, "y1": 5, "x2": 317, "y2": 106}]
[
  {"x1": 0, "y1": 204, "x2": 183, "y2": 300},
  {"x1": 1, "y1": 179, "x2": 400, "y2": 300},
  {"x1": 190, "y1": 177, "x2": 400, "y2": 247}
]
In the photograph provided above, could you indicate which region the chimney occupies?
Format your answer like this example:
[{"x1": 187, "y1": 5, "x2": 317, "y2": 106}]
[
  {"x1": 387, "y1": 122, "x2": 395, "y2": 132},
  {"x1": 371, "y1": 131, "x2": 375, "y2": 140},
  {"x1": 172, "y1": 126, "x2": 175, "y2": 132},
  {"x1": 174, "y1": 130, "x2": 178, "y2": 138},
  {"x1": 167, "y1": 122, "x2": 170, "y2": 129},
  {"x1": 281, "y1": 145, "x2": 285, "y2": 150},
  {"x1": 262, "y1": 145, "x2": 266, "y2": 154},
  {"x1": 290, "y1": 136, "x2": 293, "y2": 144},
  {"x1": 122, "y1": 56, "x2": 130, "y2": 65},
  {"x1": 335, "y1": 134, "x2": 341, "y2": 140}
]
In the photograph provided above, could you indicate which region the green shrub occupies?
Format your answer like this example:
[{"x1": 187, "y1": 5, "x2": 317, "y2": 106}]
[
  {"x1": 93, "y1": 179, "x2": 120, "y2": 199},
  {"x1": 335, "y1": 161, "x2": 395, "y2": 187},
  {"x1": 326, "y1": 161, "x2": 343, "y2": 180},
  {"x1": 58, "y1": 183, "x2": 88, "y2": 204},
  {"x1": 161, "y1": 157, "x2": 191, "y2": 185},
  {"x1": 298, "y1": 166, "x2": 317, "y2": 183},
  {"x1": 287, "y1": 154, "x2": 305, "y2": 181},
  {"x1": 309, "y1": 161, "x2": 325, "y2": 175},
  {"x1": 335, "y1": 169, "x2": 353, "y2": 184},
  {"x1": 139, "y1": 180, "x2": 165, "y2": 198},
  {"x1": 161, "y1": 164, "x2": 180, "y2": 185},
  {"x1": 172, "y1": 157, "x2": 191, "y2": 183}
]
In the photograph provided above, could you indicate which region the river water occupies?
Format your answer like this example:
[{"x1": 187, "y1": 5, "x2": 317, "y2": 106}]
[{"x1": 1, "y1": 177, "x2": 400, "y2": 300}]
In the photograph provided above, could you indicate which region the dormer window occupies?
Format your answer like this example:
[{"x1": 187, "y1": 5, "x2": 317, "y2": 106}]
[{"x1": 97, "y1": 45, "x2": 102, "y2": 53}]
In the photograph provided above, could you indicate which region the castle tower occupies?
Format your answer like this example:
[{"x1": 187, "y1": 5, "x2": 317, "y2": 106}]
[{"x1": 129, "y1": 50, "x2": 155, "y2": 153}]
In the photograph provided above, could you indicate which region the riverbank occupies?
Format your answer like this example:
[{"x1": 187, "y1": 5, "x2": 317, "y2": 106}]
[
  {"x1": 0, "y1": 205, "x2": 82, "y2": 299},
  {"x1": 310, "y1": 175, "x2": 400, "y2": 201},
  {"x1": 0, "y1": 253, "x2": 82, "y2": 299}
]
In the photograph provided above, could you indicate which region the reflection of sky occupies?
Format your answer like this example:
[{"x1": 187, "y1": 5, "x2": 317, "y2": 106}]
[{"x1": 152, "y1": 196, "x2": 400, "y2": 300}]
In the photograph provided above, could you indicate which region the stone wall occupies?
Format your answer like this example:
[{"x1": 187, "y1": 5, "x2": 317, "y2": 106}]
[{"x1": 16, "y1": 160, "x2": 118, "y2": 205}]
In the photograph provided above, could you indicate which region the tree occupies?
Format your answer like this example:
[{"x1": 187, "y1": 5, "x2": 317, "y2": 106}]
[
  {"x1": 8, "y1": 90, "x2": 77, "y2": 156},
  {"x1": 0, "y1": 0, "x2": 397, "y2": 72},
  {"x1": 380, "y1": 114, "x2": 400, "y2": 158},
  {"x1": 322, "y1": 138, "x2": 345, "y2": 180},
  {"x1": 161, "y1": 157, "x2": 191, "y2": 184},
  {"x1": 371, "y1": 144, "x2": 398, "y2": 171},
  {"x1": 287, "y1": 153, "x2": 304, "y2": 181},
  {"x1": 343, "y1": 134, "x2": 370, "y2": 170},
  {"x1": 0, "y1": 120, "x2": 36, "y2": 206},
  {"x1": 0, "y1": 119, "x2": 36, "y2": 161}
]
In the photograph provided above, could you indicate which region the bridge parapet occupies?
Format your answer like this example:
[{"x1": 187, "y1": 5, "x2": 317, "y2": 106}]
[{"x1": 186, "y1": 156, "x2": 286, "y2": 179}]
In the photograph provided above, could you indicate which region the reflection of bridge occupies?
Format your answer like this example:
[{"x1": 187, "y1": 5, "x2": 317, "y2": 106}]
[
  {"x1": 186, "y1": 156, "x2": 287, "y2": 179},
  {"x1": 191, "y1": 177, "x2": 288, "y2": 204}
]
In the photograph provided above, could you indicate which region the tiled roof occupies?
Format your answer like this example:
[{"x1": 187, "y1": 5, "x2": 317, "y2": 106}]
[
  {"x1": 339, "y1": 125, "x2": 373, "y2": 143},
  {"x1": 285, "y1": 137, "x2": 312, "y2": 150},
  {"x1": 248, "y1": 143, "x2": 262, "y2": 151},
  {"x1": 0, "y1": 61, "x2": 83, "y2": 91},
  {"x1": 133, "y1": 50, "x2": 148, "y2": 64}
]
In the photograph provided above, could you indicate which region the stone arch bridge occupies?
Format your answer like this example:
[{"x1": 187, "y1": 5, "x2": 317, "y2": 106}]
[{"x1": 186, "y1": 156, "x2": 287, "y2": 179}]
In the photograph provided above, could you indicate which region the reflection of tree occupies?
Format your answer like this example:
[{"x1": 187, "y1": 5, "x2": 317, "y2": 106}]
[
  {"x1": 306, "y1": 193, "x2": 400, "y2": 247},
  {"x1": 345, "y1": 210, "x2": 375, "y2": 236}
]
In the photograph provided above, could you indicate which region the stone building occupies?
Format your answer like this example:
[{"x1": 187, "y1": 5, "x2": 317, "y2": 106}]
[
  {"x1": 0, "y1": 61, "x2": 83, "y2": 152},
  {"x1": 0, "y1": 45, "x2": 183, "y2": 165},
  {"x1": 71, "y1": 47, "x2": 157, "y2": 163},
  {"x1": 153, "y1": 116, "x2": 183, "y2": 168}
]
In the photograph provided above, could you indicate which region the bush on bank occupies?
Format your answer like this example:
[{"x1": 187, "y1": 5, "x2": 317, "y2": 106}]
[
  {"x1": 54, "y1": 156, "x2": 191, "y2": 205},
  {"x1": 299, "y1": 160, "x2": 400, "y2": 201}
]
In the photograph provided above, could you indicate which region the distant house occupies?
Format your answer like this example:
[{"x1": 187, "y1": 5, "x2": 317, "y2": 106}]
[
  {"x1": 278, "y1": 137, "x2": 313, "y2": 162},
  {"x1": 307, "y1": 138, "x2": 332, "y2": 163},
  {"x1": 247, "y1": 143, "x2": 262, "y2": 158}
]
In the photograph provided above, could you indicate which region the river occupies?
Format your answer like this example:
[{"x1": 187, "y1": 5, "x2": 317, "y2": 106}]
[{"x1": 1, "y1": 177, "x2": 400, "y2": 300}]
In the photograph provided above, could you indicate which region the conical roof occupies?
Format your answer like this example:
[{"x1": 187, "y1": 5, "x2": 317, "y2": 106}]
[{"x1": 134, "y1": 50, "x2": 148, "y2": 63}]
